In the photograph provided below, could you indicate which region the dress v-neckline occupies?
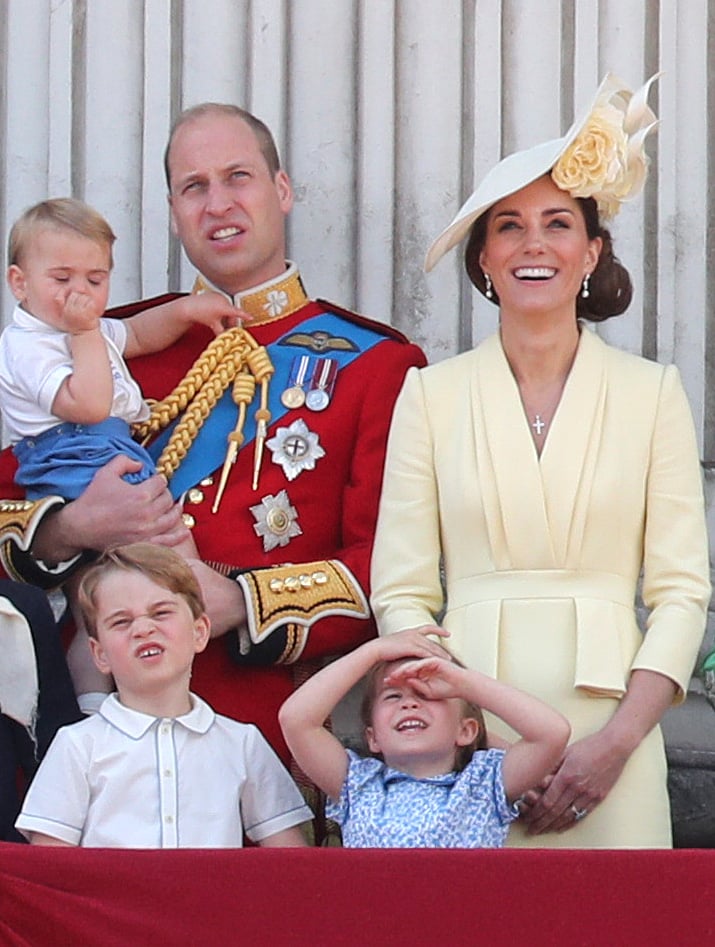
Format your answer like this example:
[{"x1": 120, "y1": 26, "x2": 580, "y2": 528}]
[{"x1": 470, "y1": 328, "x2": 607, "y2": 567}]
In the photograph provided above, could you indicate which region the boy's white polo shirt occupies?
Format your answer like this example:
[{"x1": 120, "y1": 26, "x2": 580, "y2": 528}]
[{"x1": 16, "y1": 693, "x2": 311, "y2": 847}]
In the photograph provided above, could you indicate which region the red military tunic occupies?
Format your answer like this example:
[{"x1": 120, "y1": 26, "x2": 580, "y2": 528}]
[{"x1": 0, "y1": 265, "x2": 426, "y2": 763}]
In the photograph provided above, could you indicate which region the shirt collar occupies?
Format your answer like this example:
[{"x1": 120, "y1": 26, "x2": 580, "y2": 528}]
[
  {"x1": 382, "y1": 764, "x2": 458, "y2": 788},
  {"x1": 12, "y1": 304, "x2": 54, "y2": 331},
  {"x1": 191, "y1": 261, "x2": 309, "y2": 326},
  {"x1": 99, "y1": 692, "x2": 215, "y2": 738}
]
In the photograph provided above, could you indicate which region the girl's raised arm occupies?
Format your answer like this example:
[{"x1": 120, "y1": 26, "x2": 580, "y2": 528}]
[
  {"x1": 388, "y1": 657, "x2": 571, "y2": 803},
  {"x1": 279, "y1": 627, "x2": 449, "y2": 800}
]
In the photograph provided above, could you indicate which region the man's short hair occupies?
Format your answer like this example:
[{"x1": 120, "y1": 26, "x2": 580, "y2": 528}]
[{"x1": 164, "y1": 103, "x2": 282, "y2": 189}]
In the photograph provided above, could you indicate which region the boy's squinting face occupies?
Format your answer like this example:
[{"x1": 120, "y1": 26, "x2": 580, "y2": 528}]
[
  {"x1": 7, "y1": 228, "x2": 111, "y2": 329},
  {"x1": 88, "y1": 569, "x2": 210, "y2": 698},
  {"x1": 365, "y1": 662, "x2": 478, "y2": 778}
]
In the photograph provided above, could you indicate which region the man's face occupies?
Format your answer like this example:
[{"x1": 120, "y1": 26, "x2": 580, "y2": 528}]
[{"x1": 167, "y1": 113, "x2": 293, "y2": 296}]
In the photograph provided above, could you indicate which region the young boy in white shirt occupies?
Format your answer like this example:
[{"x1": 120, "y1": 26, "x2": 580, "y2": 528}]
[{"x1": 15, "y1": 543, "x2": 311, "y2": 848}]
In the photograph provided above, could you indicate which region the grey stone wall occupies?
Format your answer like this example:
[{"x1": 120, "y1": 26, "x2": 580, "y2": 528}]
[{"x1": 664, "y1": 470, "x2": 715, "y2": 847}]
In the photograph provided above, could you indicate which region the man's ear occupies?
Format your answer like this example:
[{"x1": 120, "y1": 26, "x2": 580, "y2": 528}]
[
  {"x1": 88, "y1": 636, "x2": 113, "y2": 677},
  {"x1": 275, "y1": 170, "x2": 294, "y2": 214},
  {"x1": 167, "y1": 195, "x2": 179, "y2": 237}
]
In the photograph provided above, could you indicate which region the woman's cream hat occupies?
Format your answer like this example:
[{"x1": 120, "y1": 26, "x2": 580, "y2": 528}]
[{"x1": 425, "y1": 73, "x2": 659, "y2": 272}]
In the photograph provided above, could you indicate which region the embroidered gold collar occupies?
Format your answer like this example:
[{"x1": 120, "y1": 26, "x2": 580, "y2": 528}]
[{"x1": 191, "y1": 262, "x2": 309, "y2": 327}]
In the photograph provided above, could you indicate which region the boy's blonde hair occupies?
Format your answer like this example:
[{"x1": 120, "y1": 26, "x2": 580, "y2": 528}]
[
  {"x1": 78, "y1": 543, "x2": 205, "y2": 639},
  {"x1": 360, "y1": 643, "x2": 488, "y2": 771},
  {"x1": 8, "y1": 197, "x2": 116, "y2": 268}
]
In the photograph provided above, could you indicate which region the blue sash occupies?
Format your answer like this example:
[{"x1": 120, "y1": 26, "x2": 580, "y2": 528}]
[{"x1": 148, "y1": 312, "x2": 386, "y2": 498}]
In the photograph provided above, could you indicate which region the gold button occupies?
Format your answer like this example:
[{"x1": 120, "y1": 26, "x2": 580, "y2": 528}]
[
  {"x1": 312, "y1": 572, "x2": 328, "y2": 585},
  {"x1": 200, "y1": 476, "x2": 214, "y2": 486},
  {"x1": 269, "y1": 578, "x2": 284, "y2": 593},
  {"x1": 284, "y1": 576, "x2": 300, "y2": 592},
  {"x1": 299, "y1": 574, "x2": 312, "y2": 588},
  {"x1": 187, "y1": 488, "x2": 204, "y2": 504},
  {"x1": 182, "y1": 513, "x2": 196, "y2": 529}
]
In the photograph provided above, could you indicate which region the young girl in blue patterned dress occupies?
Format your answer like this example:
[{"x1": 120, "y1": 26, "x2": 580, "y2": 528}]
[{"x1": 279, "y1": 627, "x2": 570, "y2": 848}]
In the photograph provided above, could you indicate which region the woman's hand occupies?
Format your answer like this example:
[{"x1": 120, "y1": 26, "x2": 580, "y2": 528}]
[
  {"x1": 518, "y1": 729, "x2": 630, "y2": 834},
  {"x1": 519, "y1": 670, "x2": 677, "y2": 833}
]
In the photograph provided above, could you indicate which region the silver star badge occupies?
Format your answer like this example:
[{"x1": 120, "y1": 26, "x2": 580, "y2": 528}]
[
  {"x1": 250, "y1": 490, "x2": 302, "y2": 552},
  {"x1": 266, "y1": 418, "x2": 325, "y2": 482}
]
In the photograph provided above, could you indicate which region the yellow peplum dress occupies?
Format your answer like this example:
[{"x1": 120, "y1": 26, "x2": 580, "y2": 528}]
[{"x1": 371, "y1": 327, "x2": 710, "y2": 848}]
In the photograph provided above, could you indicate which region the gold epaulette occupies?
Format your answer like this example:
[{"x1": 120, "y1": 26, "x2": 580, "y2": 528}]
[
  {"x1": 0, "y1": 496, "x2": 69, "y2": 586},
  {"x1": 236, "y1": 560, "x2": 369, "y2": 664}
]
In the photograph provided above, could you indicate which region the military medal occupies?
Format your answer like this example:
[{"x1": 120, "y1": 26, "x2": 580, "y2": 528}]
[
  {"x1": 281, "y1": 355, "x2": 311, "y2": 409},
  {"x1": 266, "y1": 418, "x2": 325, "y2": 481},
  {"x1": 250, "y1": 490, "x2": 302, "y2": 552},
  {"x1": 306, "y1": 358, "x2": 337, "y2": 411}
]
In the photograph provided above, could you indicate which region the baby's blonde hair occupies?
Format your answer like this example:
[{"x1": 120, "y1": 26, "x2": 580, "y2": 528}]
[{"x1": 8, "y1": 197, "x2": 116, "y2": 268}]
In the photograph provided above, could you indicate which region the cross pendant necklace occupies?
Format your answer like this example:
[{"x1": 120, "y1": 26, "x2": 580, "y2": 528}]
[{"x1": 532, "y1": 415, "x2": 546, "y2": 436}]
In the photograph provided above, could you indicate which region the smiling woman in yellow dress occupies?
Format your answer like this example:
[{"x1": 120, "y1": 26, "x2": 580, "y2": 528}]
[{"x1": 370, "y1": 75, "x2": 711, "y2": 848}]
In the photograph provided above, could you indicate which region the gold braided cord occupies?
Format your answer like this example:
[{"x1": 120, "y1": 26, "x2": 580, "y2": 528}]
[
  {"x1": 232, "y1": 370, "x2": 256, "y2": 405},
  {"x1": 246, "y1": 345, "x2": 274, "y2": 382},
  {"x1": 133, "y1": 329, "x2": 248, "y2": 439},
  {"x1": 131, "y1": 327, "x2": 274, "y2": 482},
  {"x1": 225, "y1": 369, "x2": 254, "y2": 454}
]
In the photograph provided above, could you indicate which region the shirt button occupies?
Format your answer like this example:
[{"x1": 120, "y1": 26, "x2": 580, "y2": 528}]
[
  {"x1": 164, "y1": 769, "x2": 172, "y2": 777},
  {"x1": 165, "y1": 815, "x2": 174, "y2": 824},
  {"x1": 161, "y1": 725, "x2": 170, "y2": 735}
]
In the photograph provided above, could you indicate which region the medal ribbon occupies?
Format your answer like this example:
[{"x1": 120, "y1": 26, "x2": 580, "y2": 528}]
[{"x1": 148, "y1": 312, "x2": 388, "y2": 498}]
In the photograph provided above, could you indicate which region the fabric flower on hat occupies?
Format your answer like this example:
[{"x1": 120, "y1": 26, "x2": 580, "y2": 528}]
[
  {"x1": 552, "y1": 73, "x2": 659, "y2": 219},
  {"x1": 424, "y1": 73, "x2": 660, "y2": 272}
]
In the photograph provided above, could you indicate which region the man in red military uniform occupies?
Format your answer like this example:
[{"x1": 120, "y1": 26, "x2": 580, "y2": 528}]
[{"x1": 0, "y1": 104, "x2": 425, "y2": 767}]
